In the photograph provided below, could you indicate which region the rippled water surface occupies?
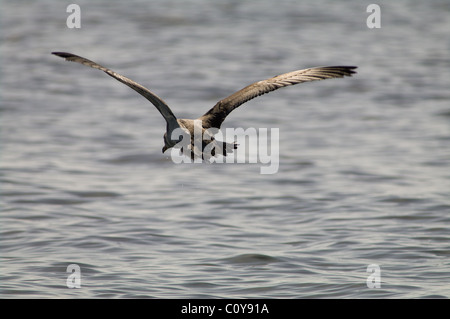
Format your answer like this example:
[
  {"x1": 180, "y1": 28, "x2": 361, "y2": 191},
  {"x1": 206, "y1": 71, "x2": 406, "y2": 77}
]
[{"x1": 1, "y1": 0, "x2": 450, "y2": 298}]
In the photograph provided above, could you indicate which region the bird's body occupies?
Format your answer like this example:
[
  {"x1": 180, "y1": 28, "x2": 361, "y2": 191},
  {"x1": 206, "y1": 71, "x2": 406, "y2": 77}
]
[
  {"x1": 52, "y1": 52, "x2": 356, "y2": 160},
  {"x1": 167, "y1": 118, "x2": 237, "y2": 160}
]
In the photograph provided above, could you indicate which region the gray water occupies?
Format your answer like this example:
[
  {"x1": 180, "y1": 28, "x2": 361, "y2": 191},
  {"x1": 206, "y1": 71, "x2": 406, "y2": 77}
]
[{"x1": 1, "y1": 0, "x2": 450, "y2": 298}]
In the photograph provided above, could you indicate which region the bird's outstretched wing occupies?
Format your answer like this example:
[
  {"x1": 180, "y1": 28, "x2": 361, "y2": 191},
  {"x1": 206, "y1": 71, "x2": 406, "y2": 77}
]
[
  {"x1": 52, "y1": 52, "x2": 179, "y2": 129},
  {"x1": 199, "y1": 66, "x2": 357, "y2": 129}
]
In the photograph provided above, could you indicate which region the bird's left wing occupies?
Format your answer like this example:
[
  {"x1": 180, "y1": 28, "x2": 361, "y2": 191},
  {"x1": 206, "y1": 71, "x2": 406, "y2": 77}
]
[{"x1": 52, "y1": 52, "x2": 179, "y2": 130}]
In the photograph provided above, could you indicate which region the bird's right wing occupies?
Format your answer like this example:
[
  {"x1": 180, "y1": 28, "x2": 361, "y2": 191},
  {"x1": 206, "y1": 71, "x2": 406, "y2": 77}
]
[
  {"x1": 52, "y1": 52, "x2": 179, "y2": 130},
  {"x1": 199, "y1": 66, "x2": 357, "y2": 129}
]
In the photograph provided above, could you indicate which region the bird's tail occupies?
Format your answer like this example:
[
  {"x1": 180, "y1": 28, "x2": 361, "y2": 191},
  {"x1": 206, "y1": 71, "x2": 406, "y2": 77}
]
[
  {"x1": 225, "y1": 141, "x2": 239, "y2": 156},
  {"x1": 198, "y1": 140, "x2": 238, "y2": 161}
]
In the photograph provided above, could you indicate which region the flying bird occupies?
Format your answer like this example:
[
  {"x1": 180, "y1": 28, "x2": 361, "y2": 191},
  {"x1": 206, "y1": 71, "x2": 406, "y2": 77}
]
[{"x1": 52, "y1": 52, "x2": 357, "y2": 160}]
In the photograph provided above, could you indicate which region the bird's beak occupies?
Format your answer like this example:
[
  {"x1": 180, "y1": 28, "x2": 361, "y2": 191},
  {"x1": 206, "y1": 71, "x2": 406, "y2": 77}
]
[{"x1": 162, "y1": 146, "x2": 168, "y2": 153}]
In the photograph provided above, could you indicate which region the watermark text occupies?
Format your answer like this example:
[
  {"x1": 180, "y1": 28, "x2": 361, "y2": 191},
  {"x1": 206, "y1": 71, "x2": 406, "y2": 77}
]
[{"x1": 169, "y1": 123, "x2": 280, "y2": 174}]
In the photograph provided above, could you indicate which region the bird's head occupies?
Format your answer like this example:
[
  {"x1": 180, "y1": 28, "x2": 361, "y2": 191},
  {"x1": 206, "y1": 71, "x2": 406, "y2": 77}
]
[
  {"x1": 162, "y1": 133, "x2": 172, "y2": 153},
  {"x1": 162, "y1": 126, "x2": 189, "y2": 154}
]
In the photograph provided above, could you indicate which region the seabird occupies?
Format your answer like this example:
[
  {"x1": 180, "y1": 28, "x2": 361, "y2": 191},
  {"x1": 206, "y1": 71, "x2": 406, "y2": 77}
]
[{"x1": 52, "y1": 52, "x2": 357, "y2": 160}]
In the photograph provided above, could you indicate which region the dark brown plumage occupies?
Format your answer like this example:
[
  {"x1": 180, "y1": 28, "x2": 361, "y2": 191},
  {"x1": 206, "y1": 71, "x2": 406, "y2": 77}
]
[{"x1": 52, "y1": 52, "x2": 357, "y2": 159}]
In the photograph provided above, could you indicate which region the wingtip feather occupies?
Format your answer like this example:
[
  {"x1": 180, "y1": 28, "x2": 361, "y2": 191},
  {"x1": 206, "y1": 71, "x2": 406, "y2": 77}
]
[{"x1": 51, "y1": 52, "x2": 77, "y2": 60}]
